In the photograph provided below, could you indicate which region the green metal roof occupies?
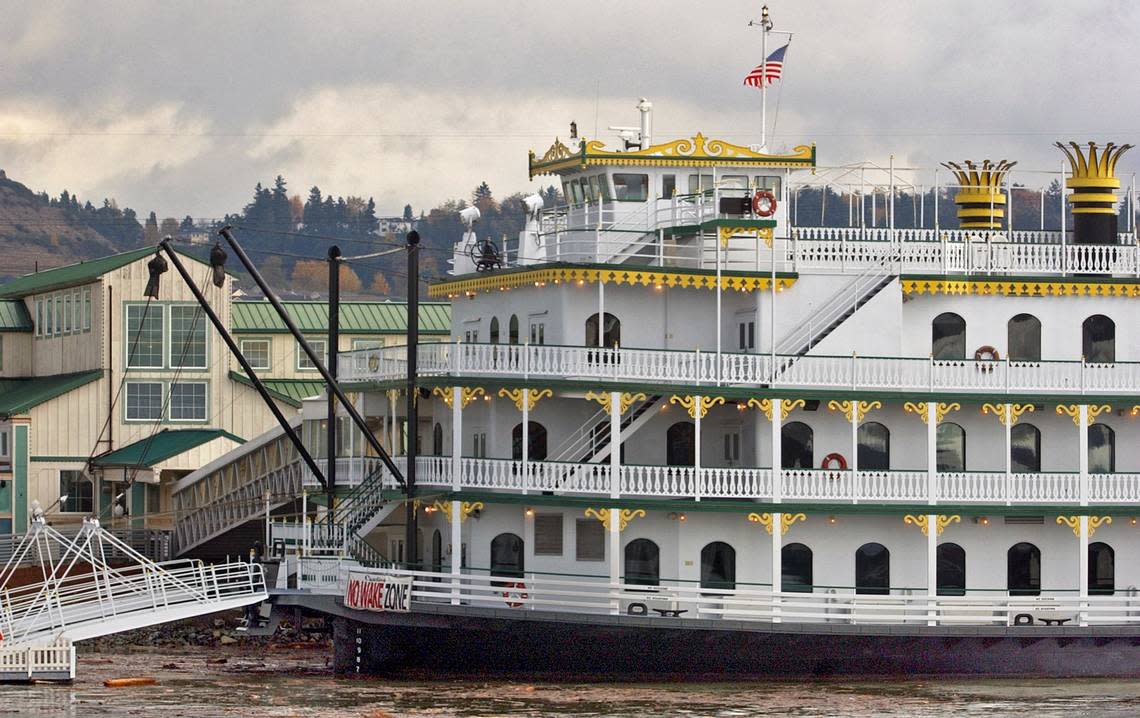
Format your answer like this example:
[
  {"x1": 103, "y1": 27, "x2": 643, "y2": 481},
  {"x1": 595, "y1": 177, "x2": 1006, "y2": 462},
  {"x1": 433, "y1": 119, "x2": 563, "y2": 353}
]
[
  {"x1": 231, "y1": 301, "x2": 451, "y2": 335},
  {"x1": 91, "y1": 428, "x2": 245, "y2": 469},
  {"x1": 229, "y1": 371, "x2": 326, "y2": 407},
  {"x1": 0, "y1": 370, "x2": 103, "y2": 418},
  {"x1": 0, "y1": 300, "x2": 32, "y2": 332},
  {"x1": 0, "y1": 246, "x2": 207, "y2": 299}
]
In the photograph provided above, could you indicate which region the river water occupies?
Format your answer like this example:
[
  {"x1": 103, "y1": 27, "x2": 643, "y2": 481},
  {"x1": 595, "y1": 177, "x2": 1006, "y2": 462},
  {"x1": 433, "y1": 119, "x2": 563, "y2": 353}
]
[{"x1": 9, "y1": 647, "x2": 1140, "y2": 717}]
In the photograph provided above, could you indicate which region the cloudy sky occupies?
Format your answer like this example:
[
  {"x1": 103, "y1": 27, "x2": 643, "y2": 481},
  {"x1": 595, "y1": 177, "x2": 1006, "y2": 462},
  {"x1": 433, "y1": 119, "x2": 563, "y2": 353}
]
[{"x1": 1, "y1": 1, "x2": 1137, "y2": 220}]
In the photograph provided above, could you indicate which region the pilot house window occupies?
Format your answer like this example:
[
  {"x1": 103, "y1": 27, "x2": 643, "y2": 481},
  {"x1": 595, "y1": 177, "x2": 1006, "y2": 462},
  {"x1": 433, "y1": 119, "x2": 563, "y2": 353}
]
[{"x1": 612, "y1": 174, "x2": 648, "y2": 201}]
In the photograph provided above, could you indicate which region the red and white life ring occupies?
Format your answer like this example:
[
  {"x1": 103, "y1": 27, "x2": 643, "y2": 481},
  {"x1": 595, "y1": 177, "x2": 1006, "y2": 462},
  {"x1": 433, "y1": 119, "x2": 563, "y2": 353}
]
[
  {"x1": 821, "y1": 453, "x2": 848, "y2": 471},
  {"x1": 974, "y1": 345, "x2": 1000, "y2": 362},
  {"x1": 752, "y1": 190, "x2": 777, "y2": 217},
  {"x1": 502, "y1": 581, "x2": 529, "y2": 608}
]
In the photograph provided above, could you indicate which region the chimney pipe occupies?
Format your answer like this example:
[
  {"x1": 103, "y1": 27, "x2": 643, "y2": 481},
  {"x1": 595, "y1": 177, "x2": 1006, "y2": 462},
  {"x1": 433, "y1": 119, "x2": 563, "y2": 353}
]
[
  {"x1": 941, "y1": 160, "x2": 1016, "y2": 231},
  {"x1": 1056, "y1": 141, "x2": 1133, "y2": 245},
  {"x1": 637, "y1": 98, "x2": 653, "y2": 150}
]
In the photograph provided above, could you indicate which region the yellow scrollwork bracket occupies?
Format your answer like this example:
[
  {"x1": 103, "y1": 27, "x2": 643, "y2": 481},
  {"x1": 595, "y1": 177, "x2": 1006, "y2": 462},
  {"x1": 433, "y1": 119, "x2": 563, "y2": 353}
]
[
  {"x1": 617, "y1": 392, "x2": 648, "y2": 415},
  {"x1": 585, "y1": 391, "x2": 612, "y2": 414},
  {"x1": 431, "y1": 500, "x2": 452, "y2": 522},
  {"x1": 1089, "y1": 516, "x2": 1112, "y2": 536},
  {"x1": 1056, "y1": 515, "x2": 1080, "y2": 536},
  {"x1": 904, "y1": 401, "x2": 960, "y2": 424},
  {"x1": 1087, "y1": 405, "x2": 1112, "y2": 425},
  {"x1": 781, "y1": 513, "x2": 807, "y2": 534},
  {"x1": 748, "y1": 511, "x2": 805, "y2": 535},
  {"x1": 1056, "y1": 404, "x2": 1111, "y2": 426},
  {"x1": 748, "y1": 512, "x2": 775, "y2": 534},
  {"x1": 828, "y1": 399, "x2": 881, "y2": 423},
  {"x1": 907, "y1": 514, "x2": 960, "y2": 536},
  {"x1": 747, "y1": 398, "x2": 773, "y2": 420},
  {"x1": 584, "y1": 507, "x2": 646, "y2": 531},
  {"x1": 981, "y1": 403, "x2": 1036, "y2": 426},
  {"x1": 498, "y1": 387, "x2": 553, "y2": 412},
  {"x1": 460, "y1": 501, "x2": 483, "y2": 522},
  {"x1": 458, "y1": 387, "x2": 485, "y2": 409},
  {"x1": 936, "y1": 515, "x2": 961, "y2": 535},
  {"x1": 670, "y1": 395, "x2": 725, "y2": 419},
  {"x1": 432, "y1": 387, "x2": 454, "y2": 408},
  {"x1": 903, "y1": 514, "x2": 930, "y2": 536}
]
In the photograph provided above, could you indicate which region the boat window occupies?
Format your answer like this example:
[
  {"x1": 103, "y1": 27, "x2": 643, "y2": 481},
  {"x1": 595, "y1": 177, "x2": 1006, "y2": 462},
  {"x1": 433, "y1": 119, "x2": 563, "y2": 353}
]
[
  {"x1": 509, "y1": 315, "x2": 520, "y2": 345},
  {"x1": 613, "y1": 174, "x2": 649, "y2": 201},
  {"x1": 932, "y1": 312, "x2": 966, "y2": 360},
  {"x1": 855, "y1": 542, "x2": 890, "y2": 595},
  {"x1": 575, "y1": 519, "x2": 605, "y2": 561},
  {"x1": 936, "y1": 423, "x2": 966, "y2": 472},
  {"x1": 782, "y1": 543, "x2": 813, "y2": 593},
  {"x1": 432, "y1": 423, "x2": 443, "y2": 456},
  {"x1": 721, "y1": 175, "x2": 749, "y2": 190},
  {"x1": 489, "y1": 317, "x2": 500, "y2": 344},
  {"x1": 624, "y1": 538, "x2": 660, "y2": 586},
  {"x1": 666, "y1": 422, "x2": 695, "y2": 466},
  {"x1": 662, "y1": 174, "x2": 676, "y2": 199},
  {"x1": 937, "y1": 543, "x2": 966, "y2": 596},
  {"x1": 561, "y1": 180, "x2": 571, "y2": 204},
  {"x1": 857, "y1": 422, "x2": 890, "y2": 471},
  {"x1": 700, "y1": 541, "x2": 736, "y2": 590},
  {"x1": 688, "y1": 174, "x2": 714, "y2": 194},
  {"x1": 490, "y1": 533, "x2": 524, "y2": 578},
  {"x1": 585, "y1": 312, "x2": 620, "y2": 348},
  {"x1": 512, "y1": 421, "x2": 548, "y2": 461},
  {"x1": 1089, "y1": 424, "x2": 1115, "y2": 474},
  {"x1": 1010, "y1": 423, "x2": 1041, "y2": 473},
  {"x1": 534, "y1": 514, "x2": 564, "y2": 556},
  {"x1": 1007, "y1": 542, "x2": 1041, "y2": 596},
  {"x1": 754, "y1": 175, "x2": 782, "y2": 195},
  {"x1": 597, "y1": 174, "x2": 612, "y2": 201},
  {"x1": 1089, "y1": 542, "x2": 1115, "y2": 596},
  {"x1": 781, "y1": 421, "x2": 813, "y2": 469},
  {"x1": 1083, "y1": 314, "x2": 1115, "y2": 363},
  {"x1": 1007, "y1": 313, "x2": 1041, "y2": 362},
  {"x1": 587, "y1": 175, "x2": 601, "y2": 202},
  {"x1": 569, "y1": 179, "x2": 583, "y2": 205}
]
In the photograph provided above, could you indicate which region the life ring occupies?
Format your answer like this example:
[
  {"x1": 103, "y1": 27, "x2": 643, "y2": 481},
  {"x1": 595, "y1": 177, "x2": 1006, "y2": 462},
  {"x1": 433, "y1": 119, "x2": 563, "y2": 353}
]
[
  {"x1": 502, "y1": 581, "x2": 529, "y2": 608},
  {"x1": 821, "y1": 452, "x2": 848, "y2": 471},
  {"x1": 752, "y1": 190, "x2": 777, "y2": 217},
  {"x1": 974, "y1": 345, "x2": 1000, "y2": 362}
]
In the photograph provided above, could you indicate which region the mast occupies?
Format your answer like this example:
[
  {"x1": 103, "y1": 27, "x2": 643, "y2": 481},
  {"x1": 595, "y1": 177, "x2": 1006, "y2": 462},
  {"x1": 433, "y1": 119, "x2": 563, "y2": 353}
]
[{"x1": 751, "y1": 5, "x2": 773, "y2": 151}]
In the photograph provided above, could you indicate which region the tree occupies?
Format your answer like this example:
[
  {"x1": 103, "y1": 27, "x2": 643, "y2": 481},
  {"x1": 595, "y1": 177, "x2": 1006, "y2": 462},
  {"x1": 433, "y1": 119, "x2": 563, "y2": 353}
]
[
  {"x1": 338, "y1": 264, "x2": 363, "y2": 293},
  {"x1": 403, "y1": 204, "x2": 414, "y2": 221},
  {"x1": 472, "y1": 181, "x2": 495, "y2": 211},
  {"x1": 143, "y1": 212, "x2": 159, "y2": 245},
  {"x1": 368, "y1": 271, "x2": 392, "y2": 296},
  {"x1": 180, "y1": 215, "x2": 195, "y2": 232},
  {"x1": 159, "y1": 217, "x2": 180, "y2": 239},
  {"x1": 290, "y1": 259, "x2": 327, "y2": 292}
]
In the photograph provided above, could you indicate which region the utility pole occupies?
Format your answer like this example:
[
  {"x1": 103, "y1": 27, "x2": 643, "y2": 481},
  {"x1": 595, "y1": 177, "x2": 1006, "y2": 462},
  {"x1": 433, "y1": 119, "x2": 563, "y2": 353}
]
[
  {"x1": 327, "y1": 245, "x2": 341, "y2": 520},
  {"x1": 405, "y1": 231, "x2": 420, "y2": 568}
]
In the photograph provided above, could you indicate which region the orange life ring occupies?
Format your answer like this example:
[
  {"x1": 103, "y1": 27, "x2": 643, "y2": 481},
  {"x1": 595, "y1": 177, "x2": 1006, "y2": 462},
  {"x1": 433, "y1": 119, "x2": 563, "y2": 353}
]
[
  {"x1": 502, "y1": 581, "x2": 529, "y2": 608},
  {"x1": 821, "y1": 452, "x2": 848, "y2": 471},
  {"x1": 974, "y1": 345, "x2": 1000, "y2": 362},
  {"x1": 752, "y1": 190, "x2": 777, "y2": 217}
]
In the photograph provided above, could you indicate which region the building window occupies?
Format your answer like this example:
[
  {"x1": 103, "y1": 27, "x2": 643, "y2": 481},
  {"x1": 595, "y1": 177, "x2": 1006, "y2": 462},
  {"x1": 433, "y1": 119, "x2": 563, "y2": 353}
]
[
  {"x1": 489, "y1": 317, "x2": 500, "y2": 344},
  {"x1": 83, "y1": 288, "x2": 92, "y2": 331},
  {"x1": 936, "y1": 422, "x2": 966, "y2": 472},
  {"x1": 534, "y1": 514, "x2": 563, "y2": 556},
  {"x1": 351, "y1": 339, "x2": 383, "y2": 351},
  {"x1": 575, "y1": 519, "x2": 605, "y2": 561},
  {"x1": 857, "y1": 422, "x2": 890, "y2": 470},
  {"x1": 63, "y1": 293, "x2": 72, "y2": 334},
  {"x1": 1007, "y1": 313, "x2": 1041, "y2": 362},
  {"x1": 624, "y1": 538, "x2": 660, "y2": 586},
  {"x1": 855, "y1": 542, "x2": 890, "y2": 595},
  {"x1": 782, "y1": 543, "x2": 813, "y2": 593},
  {"x1": 666, "y1": 422, "x2": 695, "y2": 466},
  {"x1": 126, "y1": 304, "x2": 164, "y2": 368},
  {"x1": 490, "y1": 533, "x2": 524, "y2": 577},
  {"x1": 297, "y1": 338, "x2": 327, "y2": 371},
  {"x1": 1089, "y1": 424, "x2": 1115, "y2": 474},
  {"x1": 700, "y1": 541, "x2": 736, "y2": 590},
  {"x1": 585, "y1": 312, "x2": 620, "y2": 349},
  {"x1": 781, "y1": 421, "x2": 814, "y2": 469},
  {"x1": 1010, "y1": 423, "x2": 1041, "y2": 473},
  {"x1": 170, "y1": 306, "x2": 207, "y2": 368},
  {"x1": 0, "y1": 335, "x2": 3, "y2": 371},
  {"x1": 529, "y1": 321, "x2": 545, "y2": 345},
  {"x1": 60, "y1": 470, "x2": 93, "y2": 513},
  {"x1": 125, "y1": 382, "x2": 163, "y2": 420},
  {"x1": 241, "y1": 339, "x2": 271, "y2": 370},
  {"x1": 612, "y1": 173, "x2": 649, "y2": 201},
  {"x1": 511, "y1": 422, "x2": 548, "y2": 461},
  {"x1": 1007, "y1": 542, "x2": 1041, "y2": 596},
  {"x1": 146, "y1": 484, "x2": 162, "y2": 514},
  {"x1": 169, "y1": 382, "x2": 207, "y2": 421},
  {"x1": 0, "y1": 428, "x2": 8, "y2": 462},
  {"x1": 932, "y1": 312, "x2": 966, "y2": 360},
  {"x1": 1082, "y1": 315, "x2": 1115, "y2": 363},
  {"x1": 937, "y1": 543, "x2": 966, "y2": 596},
  {"x1": 34, "y1": 299, "x2": 43, "y2": 337},
  {"x1": 1089, "y1": 542, "x2": 1115, "y2": 596}
]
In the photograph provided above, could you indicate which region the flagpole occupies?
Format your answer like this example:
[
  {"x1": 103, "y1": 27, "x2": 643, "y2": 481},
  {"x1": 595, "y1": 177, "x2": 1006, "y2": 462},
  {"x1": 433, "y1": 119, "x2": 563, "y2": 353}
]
[{"x1": 759, "y1": 5, "x2": 771, "y2": 151}]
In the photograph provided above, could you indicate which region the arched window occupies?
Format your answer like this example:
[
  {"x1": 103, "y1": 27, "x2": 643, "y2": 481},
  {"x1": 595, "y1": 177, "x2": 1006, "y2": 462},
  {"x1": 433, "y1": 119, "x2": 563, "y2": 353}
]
[
  {"x1": 937, "y1": 543, "x2": 966, "y2": 596},
  {"x1": 511, "y1": 421, "x2": 548, "y2": 461},
  {"x1": 431, "y1": 530, "x2": 443, "y2": 574},
  {"x1": 782, "y1": 421, "x2": 814, "y2": 469},
  {"x1": 855, "y1": 542, "x2": 890, "y2": 595},
  {"x1": 489, "y1": 317, "x2": 500, "y2": 344},
  {"x1": 624, "y1": 539, "x2": 660, "y2": 586},
  {"x1": 432, "y1": 422, "x2": 444, "y2": 456},
  {"x1": 932, "y1": 312, "x2": 966, "y2": 360},
  {"x1": 1089, "y1": 424, "x2": 1116, "y2": 474},
  {"x1": 1007, "y1": 542, "x2": 1041, "y2": 596},
  {"x1": 585, "y1": 312, "x2": 621, "y2": 349},
  {"x1": 857, "y1": 422, "x2": 890, "y2": 471},
  {"x1": 508, "y1": 315, "x2": 520, "y2": 345},
  {"x1": 782, "y1": 543, "x2": 813, "y2": 593},
  {"x1": 490, "y1": 533, "x2": 524, "y2": 578},
  {"x1": 700, "y1": 541, "x2": 736, "y2": 590},
  {"x1": 1010, "y1": 423, "x2": 1041, "y2": 473},
  {"x1": 666, "y1": 422, "x2": 695, "y2": 466},
  {"x1": 1089, "y1": 542, "x2": 1115, "y2": 596},
  {"x1": 936, "y1": 423, "x2": 966, "y2": 472},
  {"x1": 1007, "y1": 313, "x2": 1041, "y2": 362},
  {"x1": 1083, "y1": 315, "x2": 1115, "y2": 363}
]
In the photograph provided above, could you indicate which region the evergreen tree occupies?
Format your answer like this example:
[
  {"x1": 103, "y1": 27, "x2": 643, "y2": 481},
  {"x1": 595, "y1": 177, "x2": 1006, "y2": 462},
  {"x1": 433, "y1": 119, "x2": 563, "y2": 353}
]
[
  {"x1": 403, "y1": 203, "x2": 414, "y2": 221},
  {"x1": 180, "y1": 215, "x2": 195, "y2": 232},
  {"x1": 143, "y1": 212, "x2": 160, "y2": 245}
]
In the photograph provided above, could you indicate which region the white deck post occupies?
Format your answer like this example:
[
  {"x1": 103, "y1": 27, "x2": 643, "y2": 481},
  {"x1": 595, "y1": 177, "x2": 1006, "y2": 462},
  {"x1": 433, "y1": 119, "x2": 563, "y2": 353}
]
[
  {"x1": 771, "y1": 399, "x2": 783, "y2": 503},
  {"x1": 693, "y1": 395, "x2": 703, "y2": 501},
  {"x1": 610, "y1": 391, "x2": 621, "y2": 500},
  {"x1": 927, "y1": 513, "x2": 938, "y2": 626},
  {"x1": 850, "y1": 405, "x2": 859, "y2": 504},
  {"x1": 926, "y1": 402, "x2": 937, "y2": 504},
  {"x1": 1079, "y1": 514, "x2": 1089, "y2": 626},
  {"x1": 1004, "y1": 402, "x2": 1013, "y2": 505},
  {"x1": 521, "y1": 389, "x2": 530, "y2": 495},
  {"x1": 1079, "y1": 404, "x2": 1089, "y2": 507},
  {"x1": 450, "y1": 500, "x2": 461, "y2": 606},
  {"x1": 451, "y1": 388, "x2": 462, "y2": 492},
  {"x1": 610, "y1": 509, "x2": 621, "y2": 615},
  {"x1": 771, "y1": 512, "x2": 782, "y2": 622}
]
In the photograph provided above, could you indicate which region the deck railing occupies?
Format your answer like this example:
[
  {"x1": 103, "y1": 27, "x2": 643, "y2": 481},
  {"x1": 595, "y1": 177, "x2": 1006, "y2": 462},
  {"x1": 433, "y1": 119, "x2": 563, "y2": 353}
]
[{"x1": 340, "y1": 342, "x2": 1140, "y2": 397}]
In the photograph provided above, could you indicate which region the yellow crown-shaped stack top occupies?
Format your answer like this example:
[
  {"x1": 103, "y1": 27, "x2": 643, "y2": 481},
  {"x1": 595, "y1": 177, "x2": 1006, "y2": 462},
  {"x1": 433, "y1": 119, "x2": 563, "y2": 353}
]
[
  {"x1": 1056, "y1": 142, "x2": 1133, "y2": 215},
  {"x1": 942, "y1": 159, "x2": 1016, "y2": 230}
]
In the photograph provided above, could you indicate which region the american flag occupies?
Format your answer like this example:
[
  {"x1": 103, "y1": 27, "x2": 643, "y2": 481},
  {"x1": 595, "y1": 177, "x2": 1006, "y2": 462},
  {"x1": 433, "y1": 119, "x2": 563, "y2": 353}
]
[{"x1": 743, "y1": 44, "x2": 788, "y2": 89}]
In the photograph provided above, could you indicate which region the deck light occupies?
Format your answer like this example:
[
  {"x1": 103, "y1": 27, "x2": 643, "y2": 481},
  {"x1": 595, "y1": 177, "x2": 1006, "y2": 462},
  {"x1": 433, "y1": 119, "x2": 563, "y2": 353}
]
[
  {"x1": 678, "y1": 513, "x2": 686, "y2": 522},
  {"x1": 827, "y1": 515, "x2": 837, "y2": 525},
  {"x1": 525, "y1": 508, "x2": 534, "y2": 517},
  {"x1": 1131, "y1": 517, "x2": 1137, "y2": 526}
]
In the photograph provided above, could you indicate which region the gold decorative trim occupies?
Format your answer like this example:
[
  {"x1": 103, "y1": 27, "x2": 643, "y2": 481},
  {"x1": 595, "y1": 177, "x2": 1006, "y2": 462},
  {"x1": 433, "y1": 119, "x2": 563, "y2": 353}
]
[
  {"x1": 747, "y1": 511, "x2": 807, "y2": 535},
  {"x1": 1056, "y1": 141, "x2": 1132, "y2": 185},
  {"x1": 1055, "y1": 515, "x2": 1110, "y2": 537},
  {"x1": 670, "y1": 394, "x2": 725, "y2": 420},
  {"x1": 717, "y1": 226, "x2": 775, "y2": 248},
  {"x1": 981, "y1": 403, "x2": 1036, "y2": 426},
  {"x1": 936, "y1": 515, "x2": 961, "y2": 535},
  {"x1": 585, "y1": 390, "x2": 612, "y2": 413},
  {"x1": 432, "y1": 386, "x2": 454, "y2": 408},
  {"x1": 616, "y1": 392, "x2": 647, "y2": 415},
  {"x1": 1087, "y1": 404, "x2": 1112, "y2": 425},
  {"x1": 584, "y1": 507, "x2": 646, "y2": 532},
  {"x1": 498, "y1": 387, "x2": 553, "y2": 412},
  {"x1": 904, "y1": 401, "x2": 960, "y2": 424},
  {"x1": 904, "y1": 514, "x2": 961, "y2": 537},
  {"x1": 460, "y1": 501, "x2": 483, "y2": 522},
  {"x1": 584, "y1": 133, "x2": 813, "y2": 163},
  {"x1": 747, "y1": 397, "x2": 773, "y2": 420},
  {"x1": 1055, "y1": 403, "x2": 1111, "y2": 426},
  {"x1": 781, "y1": 513, "x2": 807, "y2": 534},
  {"x1": 780, "y1": 399, "x2": 806, "y2": 421},
  {"x1": 457, "y1": 387, "x2": 485, "y2": 409},
  {"x1": 432, "y1": 500, "x2": 452, "y2": 522},
  {"x1": 432, "y1": 266, "x2": 798, "y2": 298},
  {"x1": 901, "y1": 278, "x2": 1140, "y2": 298},
  {"x1": 1089, "y1": 516, "x2": 1112, "y2": 536},
  {"x1": 827, "y1": 399, "x2": 881, "y2": 423},
  {"x1": 903, "y1": 514, "x2": 929, "y2": 535},
  {"x1": 538, "y1": 137, "x2": 574, "y2": 163}
]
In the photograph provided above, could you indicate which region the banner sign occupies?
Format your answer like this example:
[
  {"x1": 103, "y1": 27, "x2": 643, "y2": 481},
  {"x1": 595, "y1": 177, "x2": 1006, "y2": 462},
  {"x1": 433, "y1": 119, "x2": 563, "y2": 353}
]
[{"x1": 344, "y1": 572, "x2": 413, "y2": 613}]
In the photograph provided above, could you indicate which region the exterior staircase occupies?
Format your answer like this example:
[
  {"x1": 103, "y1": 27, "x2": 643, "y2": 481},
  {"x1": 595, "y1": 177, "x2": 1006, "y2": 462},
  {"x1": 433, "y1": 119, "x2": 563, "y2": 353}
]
[{"x1": 548, "y1": 394, "x2": 662, "y2": 464}]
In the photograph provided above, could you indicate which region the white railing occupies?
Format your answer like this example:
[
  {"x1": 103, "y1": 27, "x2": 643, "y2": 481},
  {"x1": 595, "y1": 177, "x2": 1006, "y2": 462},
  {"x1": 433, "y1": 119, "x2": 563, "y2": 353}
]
[
  {"x1": 300, "y1": 457, "x2": 382, "y2": 488},
  {"x1": 313, "y1": 565, "x2": 1140, "y2": 627},
  {"x1": 0, "y1": 638, "x2": 75, "y2": 679},
  {"x1": 774, "y1": 255, "x2": 893, "y2": 355},
  {"x1": 341, "y1": 342, "x2": 1140, "y2": 397}
]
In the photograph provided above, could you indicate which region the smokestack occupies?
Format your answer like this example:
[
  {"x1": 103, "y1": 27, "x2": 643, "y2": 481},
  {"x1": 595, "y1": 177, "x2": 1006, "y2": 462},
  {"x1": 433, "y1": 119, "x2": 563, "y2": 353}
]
[
  {"x1": 1056, "y1": 141, "x2": 1133, "y2": 245},
  {"x1": 941, "y1": 160, "x2": 1016, "y2": 231},
  {"x1": 637, "y1": 98, "x2": 653, "y2": 149}
]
